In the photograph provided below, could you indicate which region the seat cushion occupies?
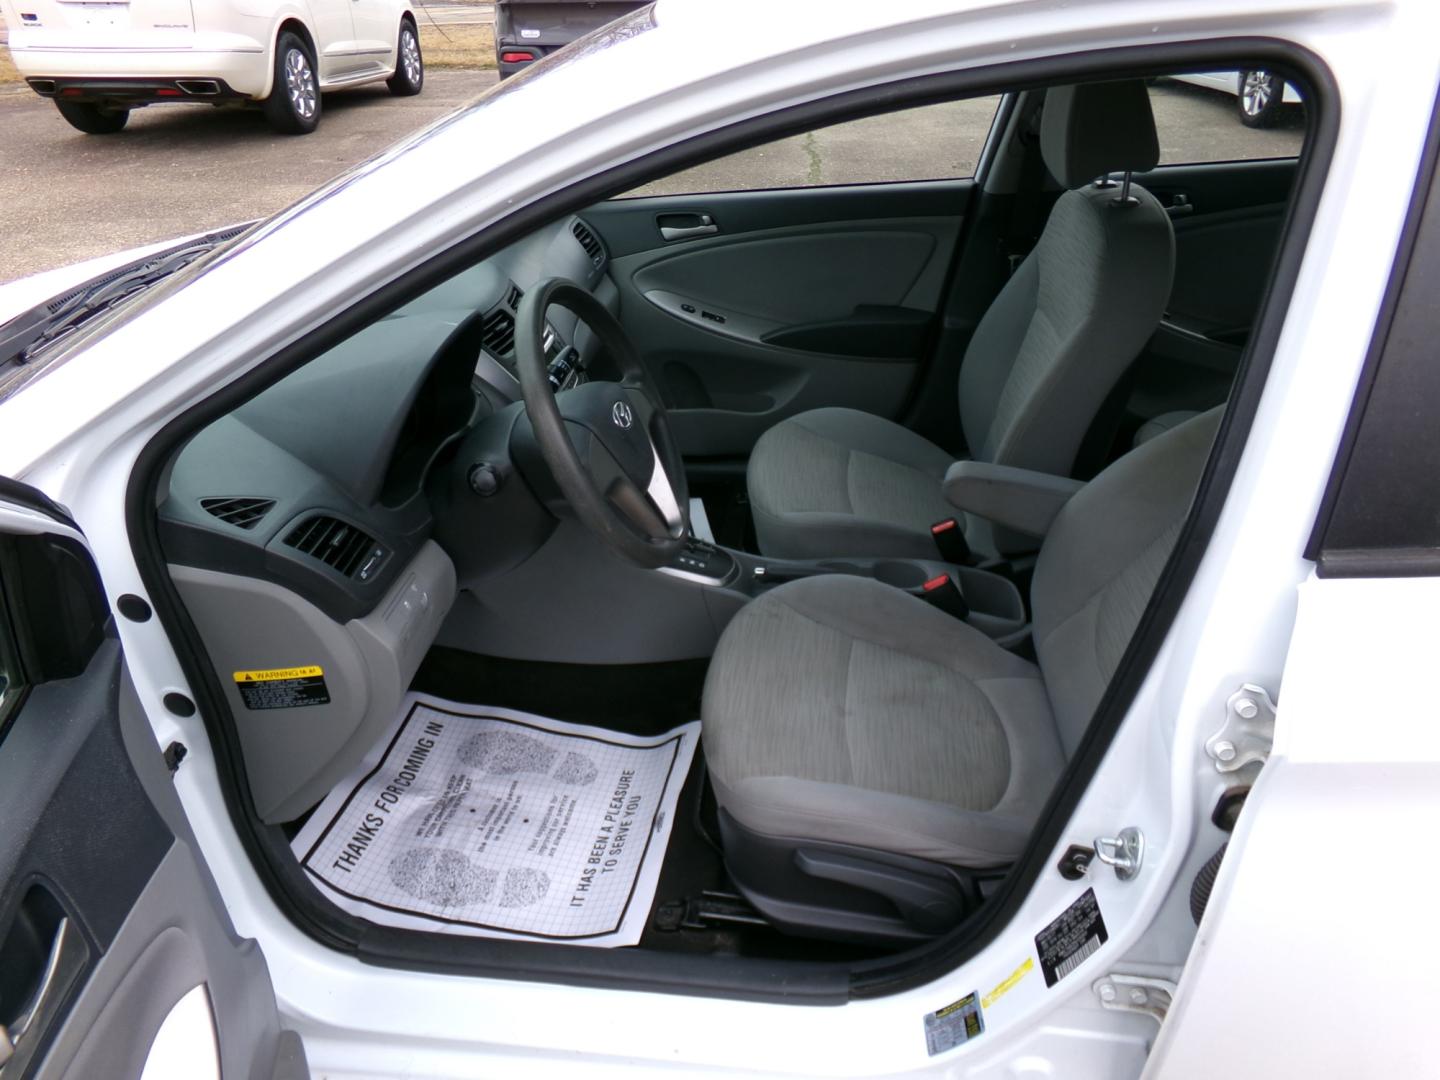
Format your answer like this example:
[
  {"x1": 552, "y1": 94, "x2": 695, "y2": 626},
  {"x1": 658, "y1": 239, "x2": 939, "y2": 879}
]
[
  {"x1": 702, "y1": 575, "x2": 1066, "y2": 866},
  {"x1": 1133, "y1": 409, "x2": 1201, "y2": 447},
  {"x1": 747, "y1": 407, "x2": 957, "y2": 560}
]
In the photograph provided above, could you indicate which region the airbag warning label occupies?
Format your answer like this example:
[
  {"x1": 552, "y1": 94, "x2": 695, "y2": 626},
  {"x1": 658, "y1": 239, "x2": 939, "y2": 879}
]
[
  {"x1": 1035, "y1": 887, "x2": 1108, "y2": 987},
  {"x1": 234, "y1": 665, "x2": 330, "y2": 710}
]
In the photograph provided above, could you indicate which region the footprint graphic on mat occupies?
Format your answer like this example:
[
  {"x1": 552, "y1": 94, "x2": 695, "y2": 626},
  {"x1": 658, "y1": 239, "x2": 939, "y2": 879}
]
[
  {"x1": 388, "y1": 849, "x2": 550, "y2": 911},
  {"x1": 457, "y1": 731, "x2": 597, "y2": 786},
  {"x1": 389, "y1": 848, "x2": 496, "y2": 908}
]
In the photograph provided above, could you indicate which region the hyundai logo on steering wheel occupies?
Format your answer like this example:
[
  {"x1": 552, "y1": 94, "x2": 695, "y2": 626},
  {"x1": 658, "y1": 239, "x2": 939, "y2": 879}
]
[{"x1": 612, "y1": 400, "x2": 634, "y2": 429}]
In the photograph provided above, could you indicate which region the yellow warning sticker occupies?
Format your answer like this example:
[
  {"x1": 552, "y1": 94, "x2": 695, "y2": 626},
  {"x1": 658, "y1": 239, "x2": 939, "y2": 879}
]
[
  {"x1": 233, "y1": 665, "x2": 324, "y2": 682},
  {"x1": 232, "y1": 666, "x2": 330, "y2": 711},
  {"x1": 982, "y1": 957, "x2": 1034, "y2": 1010}
]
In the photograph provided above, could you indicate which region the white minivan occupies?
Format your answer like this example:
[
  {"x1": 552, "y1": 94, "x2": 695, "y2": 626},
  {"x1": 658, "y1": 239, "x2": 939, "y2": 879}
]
[{"x1": 0, "y1": 0, "x2": 423, "y2": 135}]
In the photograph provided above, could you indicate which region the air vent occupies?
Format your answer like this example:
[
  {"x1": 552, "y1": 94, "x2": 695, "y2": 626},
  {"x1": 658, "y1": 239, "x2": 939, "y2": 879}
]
[
  {"x1": 200, "y1": 496, "x2": 275, "y2": 530},
  {"x1": 481, "y1": 306, "x2": 516, "y2": 357},
  {"x1": 571, "y1": 219, "x2": 604, "y2": 267},
  {"x1": 505, "y1": 282, "x2": 524, "y2": 309},
  {"x1": 282, "y1": 515, "x2": 388, "y2": 581}
]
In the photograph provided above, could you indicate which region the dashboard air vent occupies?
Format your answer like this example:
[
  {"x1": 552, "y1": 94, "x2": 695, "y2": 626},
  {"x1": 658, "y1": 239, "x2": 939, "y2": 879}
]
[
  {"x1": 506, "y1": 282, "x2": 524, "y2": 308},
  {"x1": 200, "y1": 496, "x2": 275, "y2": 530},
  {"x1": 571, "y1": 219, "x2": 604, "y2": 267},
  {"x1": 481, "y1": 306, "x2": 516, "y2": 357},
  {"x1": 283, "y1": 515, "x2": 388, "y2": 581}
]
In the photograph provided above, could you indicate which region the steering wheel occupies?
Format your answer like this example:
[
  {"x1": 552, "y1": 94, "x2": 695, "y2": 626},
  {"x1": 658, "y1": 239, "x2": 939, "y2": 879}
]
[{"x1": 513, "y1": 277, "x2": 689, "y2": 569}]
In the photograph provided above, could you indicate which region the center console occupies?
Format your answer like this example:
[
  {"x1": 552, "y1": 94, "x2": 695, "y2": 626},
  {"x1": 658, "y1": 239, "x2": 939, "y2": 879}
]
[{"x1": 660, "y1": 536, "x2": 1030, "y2": 649}]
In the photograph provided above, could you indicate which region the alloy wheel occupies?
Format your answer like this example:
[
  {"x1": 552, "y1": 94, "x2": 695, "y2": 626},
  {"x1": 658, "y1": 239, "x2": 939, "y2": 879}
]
[
  {"x1": 1241, "y1": 70, "x2": 1275, "y2": 118},
  {"x1": 285, "y1": 47, "x2": 317, "y2": 120},
  {"x1": 401, "y1": 29, "x2": 422, "y2": 86}
]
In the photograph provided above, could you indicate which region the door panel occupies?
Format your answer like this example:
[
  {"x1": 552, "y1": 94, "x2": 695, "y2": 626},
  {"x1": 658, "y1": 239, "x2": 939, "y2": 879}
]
[
  {"x1": 1081, "y1": 157, "x2": 1300, "y2": 467},
  {"x1": 587, "y1": 181, "x2": 973, "y2": 458},
  {"x1": 347, "y1": 0, "x2": 397, "y2": 68},
  {"x1": 0, "y1": 494, "x2": 298, "y2": 1080},
  {"x1": 1140, "y1": 157, "x2": 1298, "y2": 341},
  {"x1": 306, "y1": 0, "x2": 360, "y2": 79}
]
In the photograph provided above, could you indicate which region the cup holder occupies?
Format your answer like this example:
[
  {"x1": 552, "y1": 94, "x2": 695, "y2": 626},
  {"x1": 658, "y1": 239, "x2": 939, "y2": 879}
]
[{"x1": 872, "y1": 560, "x2": 930, "y2": 589}]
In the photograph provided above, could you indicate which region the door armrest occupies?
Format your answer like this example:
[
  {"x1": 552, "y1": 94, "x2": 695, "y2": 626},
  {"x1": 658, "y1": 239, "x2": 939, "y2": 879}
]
[{"x1": 943, "y1": 461, "x2": 1085, "y2": 539}]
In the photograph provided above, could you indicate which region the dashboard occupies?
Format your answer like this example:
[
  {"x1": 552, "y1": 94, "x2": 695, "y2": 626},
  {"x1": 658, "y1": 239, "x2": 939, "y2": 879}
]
[{"x1": 158, "y1": 213, "x2": 615, "y2": 623}]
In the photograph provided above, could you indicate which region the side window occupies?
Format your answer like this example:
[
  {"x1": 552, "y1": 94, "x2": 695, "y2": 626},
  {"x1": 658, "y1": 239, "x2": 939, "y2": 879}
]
[
  {"x1": 1149, "y1": 71, "x2": 1306, "y2": 165},
  {"x1": 620, "y1": 95, "x2": 1004, "y2": 198}
]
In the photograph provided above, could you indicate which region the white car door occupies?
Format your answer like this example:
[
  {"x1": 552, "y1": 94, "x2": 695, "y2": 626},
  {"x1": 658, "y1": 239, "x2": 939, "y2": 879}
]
[
  {"x1": 346, "y1": 0, "x2": 399, "y2": 72},
  {"x1": 304, "y1": 0, "x2": 362, "y2": 80},
  {"x1": 0, "y1": 481, "x2": 301, "y2": 1080}
]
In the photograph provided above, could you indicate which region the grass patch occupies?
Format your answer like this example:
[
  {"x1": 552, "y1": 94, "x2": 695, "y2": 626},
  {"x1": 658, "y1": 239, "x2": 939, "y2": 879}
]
[{"x1": 417, "y1": 21, "x2": 495, "y2": 71}]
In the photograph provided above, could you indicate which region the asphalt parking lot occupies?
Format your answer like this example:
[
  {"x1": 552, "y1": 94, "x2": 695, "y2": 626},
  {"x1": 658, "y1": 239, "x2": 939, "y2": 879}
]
[{"x1": 0, "y1": 77, "x2": 1303, "y2": 285}]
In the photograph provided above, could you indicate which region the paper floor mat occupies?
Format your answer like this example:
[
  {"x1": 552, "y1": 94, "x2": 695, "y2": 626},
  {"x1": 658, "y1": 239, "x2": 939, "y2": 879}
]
[{"x1": 292, "y1": 693, "x2": 700, "y2": 947}]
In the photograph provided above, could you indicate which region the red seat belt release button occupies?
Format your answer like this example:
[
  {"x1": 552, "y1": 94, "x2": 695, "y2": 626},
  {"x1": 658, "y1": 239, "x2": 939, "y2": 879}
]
[
  {"x1": 920, "y1": 572, "x2": 969, "y2": 619},
  {"x1": 931, "y1": 517, "x2": 972, "y2": 564}
]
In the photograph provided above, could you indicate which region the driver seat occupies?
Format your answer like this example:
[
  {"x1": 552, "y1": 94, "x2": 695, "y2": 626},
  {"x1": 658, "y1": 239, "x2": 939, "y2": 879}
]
[
  {"x1": 702, "y1": 407, "x2": 1221, "y2": 942},
  {"x1": 746, "y1": 80, "x2": 1173, "y2": 560}
]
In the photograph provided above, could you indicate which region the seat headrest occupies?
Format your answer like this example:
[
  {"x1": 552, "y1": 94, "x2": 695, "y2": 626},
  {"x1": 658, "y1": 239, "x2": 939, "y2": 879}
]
[{"x1": 1040, "y1": 80, "x2": 1161, "y2": 190}]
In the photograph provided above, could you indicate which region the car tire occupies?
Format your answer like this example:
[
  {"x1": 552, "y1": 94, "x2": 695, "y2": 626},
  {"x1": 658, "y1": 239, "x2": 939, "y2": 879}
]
[
  {"x1": 264, "y1": 31, "x2": 321, "y2": 135},
  {"x1": 54, "y1": 100, "x2": 130, "y2": 135},
  {"x1": 387, "y1": 21, "x2": 424, "y2": 97},
  {"x1": 1237, "y1": 69, "x2": 1285, "y2": 128}
]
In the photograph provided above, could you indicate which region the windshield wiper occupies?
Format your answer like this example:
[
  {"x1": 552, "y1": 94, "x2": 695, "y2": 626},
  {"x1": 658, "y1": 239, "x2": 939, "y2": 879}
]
[{"x1": 0, "y1": 239, "x2": 219, "y2": 368}]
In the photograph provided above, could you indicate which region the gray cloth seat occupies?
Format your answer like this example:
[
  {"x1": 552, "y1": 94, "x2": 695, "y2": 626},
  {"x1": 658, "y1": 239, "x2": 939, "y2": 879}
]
[
  {"x1": 749, "y1": 80, "x2": 1176, "y2": 561},
  {"x1": 745, "y1": 406, "x2": 960, "y2": 561},
  {"x1": 1134, "y1": 409, "x2": 1201, "y2": 447},
  {"x1": 704, "y1": 407, "x2": 1222, "y2": 879}
]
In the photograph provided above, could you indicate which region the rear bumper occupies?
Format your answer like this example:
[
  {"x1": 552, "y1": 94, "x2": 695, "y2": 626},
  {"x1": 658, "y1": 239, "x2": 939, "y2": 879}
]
[
  {"x1": 9, "y1": 40, "x2": 269, "y2": 97},
  {"x1": 26, "y1": 74, "x2": 249, "y2": 105}
]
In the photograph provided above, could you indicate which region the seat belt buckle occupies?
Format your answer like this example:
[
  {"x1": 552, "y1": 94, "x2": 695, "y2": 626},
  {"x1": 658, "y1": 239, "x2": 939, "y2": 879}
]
[
  {"x1": 930, "y1": 518, "x2": 973, "y2": 565},
  {"x1": 920, "y1": 573, "x2": 970, "y2": 620}
]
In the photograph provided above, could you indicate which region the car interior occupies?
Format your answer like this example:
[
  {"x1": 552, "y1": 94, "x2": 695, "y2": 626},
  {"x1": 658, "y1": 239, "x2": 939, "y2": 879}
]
[{"x1": 147, "y1": 64, "x2": 1315, "y2": 974}]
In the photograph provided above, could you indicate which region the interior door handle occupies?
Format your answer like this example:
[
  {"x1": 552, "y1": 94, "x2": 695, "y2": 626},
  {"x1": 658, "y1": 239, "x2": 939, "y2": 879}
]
[
  {"x1": 657, "y1": 213, "x2": 718, "y2": 242},
  {"x1": 1165, "y1": 194, "x2": 1195, "y2": 218},
  {"x1": 0, "y1": 917, "x2": 87, "y2": 1076}
]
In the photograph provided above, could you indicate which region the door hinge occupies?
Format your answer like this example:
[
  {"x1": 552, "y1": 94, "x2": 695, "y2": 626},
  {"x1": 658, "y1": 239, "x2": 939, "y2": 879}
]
[
  {"x1": 1093, "y1": 973, "x2": 1177, "y2": 1026},
  {"x1": 1205, "y1": 684, "x2": 1276, "y2": 773}
]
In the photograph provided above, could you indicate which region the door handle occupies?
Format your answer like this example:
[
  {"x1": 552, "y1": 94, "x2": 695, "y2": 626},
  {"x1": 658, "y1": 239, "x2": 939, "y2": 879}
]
[
  {"x1": 657, "y1": 213, "x2": 718, "y2": 242},
  {"x1": 1164, "y1": 194, "x2": 1195, "y2": 218},
  {"x1": 0, "y1": 917, "x2": 88, "y2": 1076}
]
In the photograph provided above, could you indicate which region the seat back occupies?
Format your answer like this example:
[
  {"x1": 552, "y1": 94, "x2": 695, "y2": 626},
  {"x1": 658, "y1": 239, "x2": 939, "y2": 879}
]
[
  {"x1": 1031, "y1": 406, "x2": 1223, "y2": 753},
  {"x1": 959, "y1": 81, "x2": 1174, "y2": 477}
]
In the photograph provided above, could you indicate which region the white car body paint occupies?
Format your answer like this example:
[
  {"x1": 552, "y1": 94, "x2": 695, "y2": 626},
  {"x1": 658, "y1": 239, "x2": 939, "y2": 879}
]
[
  {"x1": 0, "y1": 0, "x2": 414, "y2": 99},
  {"x1": 0, "y1": 0, "x2": 1437, "y2": 1076}
]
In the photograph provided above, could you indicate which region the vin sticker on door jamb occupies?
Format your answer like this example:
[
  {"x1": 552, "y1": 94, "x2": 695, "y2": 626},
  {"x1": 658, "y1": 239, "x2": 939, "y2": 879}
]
[
  {"x1": 1035, "y1": 887, "x2": 1108, "y2": 987},
  {"x1": 923, "y1": 990, "x2": 984, "y2": 1056},
  {"x1": 233, "y1": 665, "x2": 331, "y2": 710}
]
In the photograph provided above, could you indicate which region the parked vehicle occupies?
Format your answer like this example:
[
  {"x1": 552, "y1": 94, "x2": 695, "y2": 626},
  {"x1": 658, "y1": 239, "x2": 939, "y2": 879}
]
[
  {"x1": 0, "y1": 0, "x2": 424, "y2": 135},
  {"x1": 1171, "y1": 69, "x2": 1302, "y2": 127},
  {"x1": 0, "y1": 2, "x2": 1436, "y2": 1078},
  {"x1": 495, "y1": 0, "x2": 646, "y2": 77}
]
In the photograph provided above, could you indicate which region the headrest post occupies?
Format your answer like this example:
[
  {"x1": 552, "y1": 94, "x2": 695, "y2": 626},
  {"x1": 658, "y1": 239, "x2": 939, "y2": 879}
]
[{"x1": 1111, "y1": 169, "x2": 1139, "y2": 209}]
